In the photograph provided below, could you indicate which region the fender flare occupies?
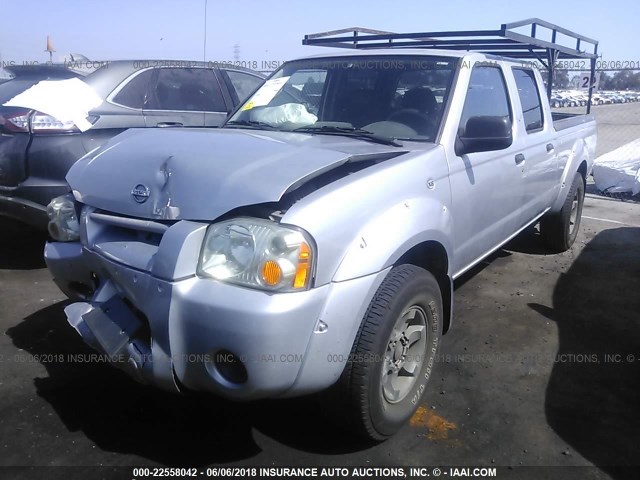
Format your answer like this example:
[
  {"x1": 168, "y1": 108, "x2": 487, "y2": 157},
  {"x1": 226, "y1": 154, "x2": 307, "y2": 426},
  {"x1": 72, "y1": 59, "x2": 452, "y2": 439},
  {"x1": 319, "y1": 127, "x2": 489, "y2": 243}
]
[
  {"x1": 332, "y1": 196, "x2": 454, "y2": 282},
  {"x1": 550, "y1": 137, "x2": 592, "y2": 213}
]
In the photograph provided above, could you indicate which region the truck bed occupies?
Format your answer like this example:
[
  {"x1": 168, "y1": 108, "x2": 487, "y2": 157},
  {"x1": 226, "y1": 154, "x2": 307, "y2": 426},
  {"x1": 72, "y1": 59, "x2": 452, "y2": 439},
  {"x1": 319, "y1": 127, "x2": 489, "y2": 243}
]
[{"x1": 553, "y1": 112, "x2": 595, "y2": 131}]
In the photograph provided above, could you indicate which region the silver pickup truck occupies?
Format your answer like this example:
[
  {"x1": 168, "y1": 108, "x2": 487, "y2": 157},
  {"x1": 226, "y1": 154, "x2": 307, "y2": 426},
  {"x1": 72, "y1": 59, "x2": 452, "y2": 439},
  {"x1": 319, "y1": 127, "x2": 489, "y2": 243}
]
[{"x1": 44, "y1": 27, "x2": 597, "y2": 440}]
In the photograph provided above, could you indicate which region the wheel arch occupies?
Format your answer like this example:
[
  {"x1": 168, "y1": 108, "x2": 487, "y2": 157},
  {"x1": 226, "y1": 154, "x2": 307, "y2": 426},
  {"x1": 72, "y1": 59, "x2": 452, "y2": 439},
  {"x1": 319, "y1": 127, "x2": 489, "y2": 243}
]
[
  {"x1": 550, "y1": 135, "x2": 594, "y2": 213},
  {"x1": 395, "y1": 240, "x2": 453, "y2": 334},
  {"x1": 577, "y1": 159, "x2": 588, "y2": 186}
]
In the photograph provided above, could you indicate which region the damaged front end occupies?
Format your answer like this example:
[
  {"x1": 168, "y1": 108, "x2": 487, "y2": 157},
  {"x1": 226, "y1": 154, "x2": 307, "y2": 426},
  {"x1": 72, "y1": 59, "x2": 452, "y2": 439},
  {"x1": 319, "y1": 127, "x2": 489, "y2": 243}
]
[
  {"x1": 64, "y1": 297, "x2": 152, "y2": 384},
  {"x1": 45, "y1": 208, "x2": 182, "y2": 392},
  {"x1": 44, "y1": 127, "x2": 414, "y2": 398},
  {"x1": 44, "y1": 201, "x2": 332, "y2": 398}
]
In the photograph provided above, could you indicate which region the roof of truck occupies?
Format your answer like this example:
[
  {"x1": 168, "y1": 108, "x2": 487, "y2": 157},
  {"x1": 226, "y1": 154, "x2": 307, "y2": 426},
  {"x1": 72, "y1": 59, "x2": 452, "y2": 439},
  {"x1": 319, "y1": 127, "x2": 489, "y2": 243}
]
[
  {"x1": 299, "y1": 48, "x2": 470, "y2": 59},
  {"x1": 295, "y1": 48, "x2": 534, "y2": 67}
]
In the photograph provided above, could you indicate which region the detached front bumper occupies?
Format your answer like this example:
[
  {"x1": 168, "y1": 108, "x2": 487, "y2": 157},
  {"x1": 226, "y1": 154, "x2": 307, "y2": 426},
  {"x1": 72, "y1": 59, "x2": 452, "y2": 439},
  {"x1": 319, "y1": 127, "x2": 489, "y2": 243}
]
[{"x1": 45, "y1": 231, "x2": 387, "y2": 400}]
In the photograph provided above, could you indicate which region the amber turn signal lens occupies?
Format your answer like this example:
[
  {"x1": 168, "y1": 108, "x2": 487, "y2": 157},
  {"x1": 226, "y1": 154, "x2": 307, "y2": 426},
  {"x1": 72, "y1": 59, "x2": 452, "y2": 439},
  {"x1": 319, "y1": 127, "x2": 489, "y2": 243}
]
[
  {"x1": 261, "y1": 260, "x2": 282, "y2": 286},
  {"x1": 293, "y1": 242, "x2": 311, "y2": 289}
]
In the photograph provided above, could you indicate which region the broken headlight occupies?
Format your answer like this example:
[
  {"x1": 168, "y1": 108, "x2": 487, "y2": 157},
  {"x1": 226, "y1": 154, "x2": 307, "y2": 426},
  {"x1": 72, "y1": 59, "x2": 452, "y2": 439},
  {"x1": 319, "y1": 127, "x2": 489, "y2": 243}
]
[
  {"x1": 198, "y1": 218, "x2": 315, "y2": 292},
  {"x1": 47, "y1": 194, "x2": 80, "y2": 242}
]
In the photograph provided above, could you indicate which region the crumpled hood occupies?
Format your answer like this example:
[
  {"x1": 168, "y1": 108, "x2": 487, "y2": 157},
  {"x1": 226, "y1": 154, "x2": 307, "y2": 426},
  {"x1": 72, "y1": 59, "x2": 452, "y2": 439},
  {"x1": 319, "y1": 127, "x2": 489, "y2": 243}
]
[{"x1": 68, "y1": 127, "x2": 409, "y2": 220}]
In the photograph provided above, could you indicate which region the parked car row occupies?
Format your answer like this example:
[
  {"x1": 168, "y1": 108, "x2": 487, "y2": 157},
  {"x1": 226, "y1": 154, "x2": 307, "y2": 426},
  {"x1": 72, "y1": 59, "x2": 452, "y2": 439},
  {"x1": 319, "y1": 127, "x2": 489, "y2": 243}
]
[
  {"x1": 550, "y1": 91, "x2": 589, "y2": 108},
  {"x1": 551, "y1": 89, "x2": 640, "y2": 108},
  {"x1": 591, "y1": 91, "x2": 640, "y2": 105},
  {"x1": 0, "y1": 61, "x2": 264, "y2": 229}
]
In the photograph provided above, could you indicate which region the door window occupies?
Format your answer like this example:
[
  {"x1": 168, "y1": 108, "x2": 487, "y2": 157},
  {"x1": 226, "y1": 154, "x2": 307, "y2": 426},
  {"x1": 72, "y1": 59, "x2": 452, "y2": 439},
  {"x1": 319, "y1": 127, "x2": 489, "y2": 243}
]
[
  {"x1": 112, "y1": 69, "x2": 154, "y2": 108},
  {"x1": 459, "y1": 66, "x2": 512, "y2": 136},
  {"x1": 224, "y1": 70, "x2": 263, "y2": 104},
  {"x1": 146, "y1": 68, "x2": 226, "y2": 112},
  {"x1": 512, "y1": 68, "x2": 544, "y2": 132}
]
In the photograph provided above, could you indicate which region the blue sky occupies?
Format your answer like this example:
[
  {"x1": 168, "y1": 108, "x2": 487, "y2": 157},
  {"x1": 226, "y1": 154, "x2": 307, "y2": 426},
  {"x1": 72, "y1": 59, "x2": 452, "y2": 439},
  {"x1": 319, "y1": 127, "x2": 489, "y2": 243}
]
[{"x1": 0, "y1": 0, "x2": 637, "y2": 66}]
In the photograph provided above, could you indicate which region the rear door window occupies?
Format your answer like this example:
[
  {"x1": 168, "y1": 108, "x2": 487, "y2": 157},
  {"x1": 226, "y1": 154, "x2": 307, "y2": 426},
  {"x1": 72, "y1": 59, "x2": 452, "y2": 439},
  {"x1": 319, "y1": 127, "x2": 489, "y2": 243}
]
[
  {"x1": 512, "y1": 68, "x2": 544, "y2": 132},
  {"x1": 112, "y1": 69, "x2": 154, "y2": 109},
  {"x1": 146, "y1": 68, "x2": 226, "y2": 112}
]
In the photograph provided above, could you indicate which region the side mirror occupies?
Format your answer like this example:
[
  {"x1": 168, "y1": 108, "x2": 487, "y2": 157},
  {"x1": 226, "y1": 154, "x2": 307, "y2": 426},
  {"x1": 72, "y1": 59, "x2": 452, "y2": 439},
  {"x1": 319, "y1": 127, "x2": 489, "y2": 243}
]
[{"x1": 455, "y1": 116, "x2": 512, "y2": 155}]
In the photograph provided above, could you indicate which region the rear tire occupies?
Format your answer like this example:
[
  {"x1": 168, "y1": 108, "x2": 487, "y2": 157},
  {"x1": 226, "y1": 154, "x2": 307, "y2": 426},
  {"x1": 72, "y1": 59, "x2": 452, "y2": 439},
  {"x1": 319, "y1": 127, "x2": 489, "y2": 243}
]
[
  {"x1": 540, "y1": 172, "x2": 585, "y2": 252},
  {"x1": 331, "y1": 264, "x2": 443, "y2": 441}
]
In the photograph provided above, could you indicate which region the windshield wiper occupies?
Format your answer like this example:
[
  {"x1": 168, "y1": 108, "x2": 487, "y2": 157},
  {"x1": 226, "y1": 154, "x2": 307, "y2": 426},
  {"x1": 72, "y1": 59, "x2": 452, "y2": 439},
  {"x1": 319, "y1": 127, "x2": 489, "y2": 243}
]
[
  {"x1": 292, "y1": 125, "x2": 403, "y2": 147},
  {"x1": 224, "y1": 120, "x2": 277, "y2": 130}
]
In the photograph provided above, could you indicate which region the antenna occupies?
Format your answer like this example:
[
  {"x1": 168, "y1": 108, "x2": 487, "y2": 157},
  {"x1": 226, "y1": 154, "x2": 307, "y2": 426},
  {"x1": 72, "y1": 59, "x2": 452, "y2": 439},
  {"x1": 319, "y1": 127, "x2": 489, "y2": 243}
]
[
  {"x1": 233, "y1": 43, "x2": 240, "y2": 62},
  {"x1": 45, "y1": 35, "x2": 55, "y2": 63},
  {"x1": 203, "y1": 0, "x2": 208, "y2": 62}
]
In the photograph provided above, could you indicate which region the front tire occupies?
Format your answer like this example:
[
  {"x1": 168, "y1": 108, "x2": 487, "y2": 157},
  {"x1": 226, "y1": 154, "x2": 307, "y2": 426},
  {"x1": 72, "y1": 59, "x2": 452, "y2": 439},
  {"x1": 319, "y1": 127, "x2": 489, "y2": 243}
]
[
  {"x1": 334, "y1": 264, "x2": 443, "y2": 441},
  {"x1": 540, "y1": 173, "x2": 585, "y2": 252}
]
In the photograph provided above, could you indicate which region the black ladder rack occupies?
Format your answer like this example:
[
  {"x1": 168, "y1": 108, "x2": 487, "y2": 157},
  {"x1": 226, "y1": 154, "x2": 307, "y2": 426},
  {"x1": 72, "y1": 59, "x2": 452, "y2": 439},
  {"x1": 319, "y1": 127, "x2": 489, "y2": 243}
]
[{"x1": 303, "y1": 19, "x2": 599, "y2": 112}]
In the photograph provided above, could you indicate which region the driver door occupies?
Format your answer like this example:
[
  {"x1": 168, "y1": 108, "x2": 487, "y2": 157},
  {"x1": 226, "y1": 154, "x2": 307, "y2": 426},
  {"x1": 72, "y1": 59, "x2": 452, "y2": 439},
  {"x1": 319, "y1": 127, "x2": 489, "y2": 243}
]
[{"x1": 447, "y1": 65, "x2": 527, "y2": 276}]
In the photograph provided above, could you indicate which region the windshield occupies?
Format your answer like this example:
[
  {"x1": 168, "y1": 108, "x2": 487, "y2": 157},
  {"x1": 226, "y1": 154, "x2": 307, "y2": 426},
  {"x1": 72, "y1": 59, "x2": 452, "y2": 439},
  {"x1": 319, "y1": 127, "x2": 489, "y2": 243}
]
[{"x1": 225, "y1": 55, "x2": 457, "y2": 141}]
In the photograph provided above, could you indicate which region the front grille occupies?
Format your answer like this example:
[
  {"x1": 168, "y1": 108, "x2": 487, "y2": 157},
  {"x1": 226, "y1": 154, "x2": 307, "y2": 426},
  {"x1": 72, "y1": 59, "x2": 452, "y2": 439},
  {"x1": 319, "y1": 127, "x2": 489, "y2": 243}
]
[
  {"x1": 89, "y1": 211, "x2": 172, "y2": 246},
  {"x1": 84, "y1": 209, "x2": 176, "y2": 272}
]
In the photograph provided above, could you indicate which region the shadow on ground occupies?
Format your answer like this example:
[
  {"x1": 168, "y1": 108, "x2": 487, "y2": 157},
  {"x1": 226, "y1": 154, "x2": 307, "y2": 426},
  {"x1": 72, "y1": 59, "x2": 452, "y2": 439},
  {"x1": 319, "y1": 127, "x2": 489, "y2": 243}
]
[
  {"x1": 455, "y1": 224, "x2": 551, "y2": 290},
  {"x1": 504, "y1": 224, "x2": 552, "y2": 255},
  {"x1": 0, "y1": 218, "x2": 47, "y2": 270},
  {"x1": 6, "y1": 302, "x2": 369, "y2": 466},
  {"x1": 530, "y1": 227, "x2": 640, "y2": 478}
]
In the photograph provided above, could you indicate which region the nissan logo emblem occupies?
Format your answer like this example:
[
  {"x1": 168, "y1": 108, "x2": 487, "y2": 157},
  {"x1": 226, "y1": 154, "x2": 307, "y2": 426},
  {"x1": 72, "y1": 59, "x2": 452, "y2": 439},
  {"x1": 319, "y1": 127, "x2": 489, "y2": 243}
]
[{"x1": 131, "y1": 184, "x2": 151, "y2": 203}]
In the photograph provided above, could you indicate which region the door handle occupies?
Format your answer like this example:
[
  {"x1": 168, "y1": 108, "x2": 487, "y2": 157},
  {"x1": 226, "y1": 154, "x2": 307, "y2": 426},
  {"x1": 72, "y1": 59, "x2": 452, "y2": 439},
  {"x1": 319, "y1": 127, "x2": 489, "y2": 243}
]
[
  {"x1": 157, "y1": 122, "x2": 183, "y2": 127},
  {"x1": 546, "y1": 143, "x2": 555, "y2": 152},
  {"x1": 515, "y1": 153, "x2": 526, "y2": 165}
]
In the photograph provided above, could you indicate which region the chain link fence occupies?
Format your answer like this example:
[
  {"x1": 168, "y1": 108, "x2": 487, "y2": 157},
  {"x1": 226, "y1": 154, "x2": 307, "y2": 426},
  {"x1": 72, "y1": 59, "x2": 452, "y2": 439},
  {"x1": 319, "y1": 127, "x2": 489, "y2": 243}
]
[{"x1": 548, "y1": 68, "x2": 640, "y2": 201}]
